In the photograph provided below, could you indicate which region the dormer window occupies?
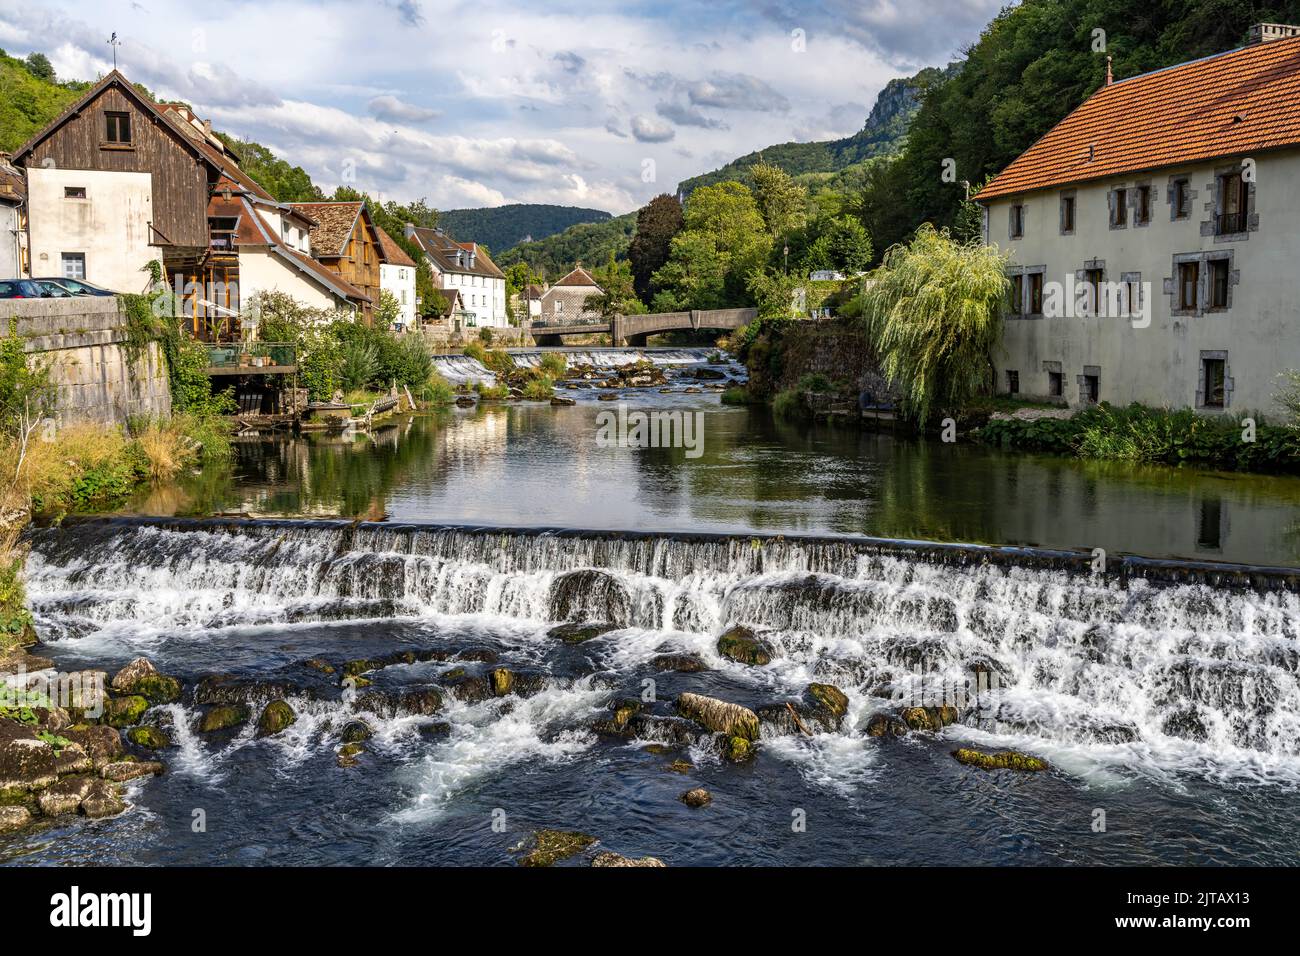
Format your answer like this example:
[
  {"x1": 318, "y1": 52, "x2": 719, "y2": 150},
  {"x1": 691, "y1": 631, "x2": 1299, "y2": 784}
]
[{"x1": 104, "y1": 111, "x2": 132, "y2": 145}]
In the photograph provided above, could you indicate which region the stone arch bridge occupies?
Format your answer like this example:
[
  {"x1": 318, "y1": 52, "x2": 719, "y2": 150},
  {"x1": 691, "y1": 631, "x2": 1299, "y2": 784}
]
[{"x1": 530, "y1": 308, "x2": 755, "y2": 346}]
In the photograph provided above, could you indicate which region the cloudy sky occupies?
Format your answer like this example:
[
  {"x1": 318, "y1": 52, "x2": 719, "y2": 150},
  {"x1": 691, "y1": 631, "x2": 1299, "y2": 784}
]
[{"x1": 0, "y1": 0, "x2": 1003, "y2": 214}]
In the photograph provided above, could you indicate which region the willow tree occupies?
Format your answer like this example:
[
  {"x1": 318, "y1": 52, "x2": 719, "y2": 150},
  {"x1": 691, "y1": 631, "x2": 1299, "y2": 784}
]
[{"x1": 860, "y1": 224, "x2": 1009, "y2": 425}]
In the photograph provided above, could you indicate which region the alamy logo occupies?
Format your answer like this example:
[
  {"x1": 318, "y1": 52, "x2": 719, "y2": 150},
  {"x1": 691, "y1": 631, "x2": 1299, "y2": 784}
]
[
  {"x1": 595, "y1": 403, "x2": 705, "y2": 459},
  {"x1": 49, "y1": 886, "x2": 152, "y2": 936},
  {"x1": 1040, "y1": 275, "x2": 1152, "y2": 328}
]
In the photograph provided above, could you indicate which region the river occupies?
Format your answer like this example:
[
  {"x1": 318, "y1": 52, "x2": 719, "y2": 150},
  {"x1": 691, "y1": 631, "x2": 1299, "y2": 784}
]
[{"x1": 6, "y1": 348, "x2": 1300, "y2": 865}]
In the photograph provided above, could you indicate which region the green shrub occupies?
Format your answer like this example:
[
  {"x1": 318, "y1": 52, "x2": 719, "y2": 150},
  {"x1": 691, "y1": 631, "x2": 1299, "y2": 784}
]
[
  {"x1": 479, "y1": 327, "x2": 494, "y2": 344},
  {"x1": 720, "y1": 386, "x2": 752, "y2": 405},
  {"x1": 475, "y1": 381, "x2": 510, "y2": 400},
  {"x1": 797, "y1": 372, "x2": 833, "y2": 392},
  {"x1": 522, "y1": 375, "x2": 556, "y2": 401},
  {"x1": 772, "y1": 388, "x2": 806, "y2": 419},
  {"x1": 539, "y1": 353, "x2": 568, "y2": 378},
  {"x1": 463, "y1": 341, "x2": 489, "y2": 364},
  {"x1": 419, "y1": 372, "x2": 456, "y2": 406},
  {"x1": 339, "y1": 338, "x2": 380, "y2": 392}
]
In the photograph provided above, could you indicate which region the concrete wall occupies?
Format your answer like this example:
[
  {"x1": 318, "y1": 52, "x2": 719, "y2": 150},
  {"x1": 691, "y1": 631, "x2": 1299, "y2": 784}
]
[
  {"x1": 26, "y1": 167, "x2": 156, "y2": 293},
  {"x1": 983, "y1": 150, "x2": 1300, "y2": 416},
  {"x1": 9, "y1": 297, "x2": 171, "y2": 427}
]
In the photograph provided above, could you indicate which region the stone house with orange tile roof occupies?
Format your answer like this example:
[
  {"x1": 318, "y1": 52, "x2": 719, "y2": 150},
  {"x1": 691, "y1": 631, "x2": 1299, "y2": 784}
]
[{"x1": 977, "y1": 24, "x2": 1300, "y2": 414}]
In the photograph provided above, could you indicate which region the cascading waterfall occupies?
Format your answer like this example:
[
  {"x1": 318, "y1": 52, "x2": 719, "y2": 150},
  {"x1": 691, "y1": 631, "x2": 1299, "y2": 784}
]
[
  {"x1": 429, "y1": 347, "x2": 731, "y2": 385},
  {"x1": 23, "y1": 517, "x2": 1300, "y2": 788}
]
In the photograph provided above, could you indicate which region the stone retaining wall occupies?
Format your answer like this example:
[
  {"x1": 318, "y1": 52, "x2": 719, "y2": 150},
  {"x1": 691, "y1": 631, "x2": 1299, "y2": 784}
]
[{"x1": 9, "y1": 297, "x2": 171, "y2": 427}]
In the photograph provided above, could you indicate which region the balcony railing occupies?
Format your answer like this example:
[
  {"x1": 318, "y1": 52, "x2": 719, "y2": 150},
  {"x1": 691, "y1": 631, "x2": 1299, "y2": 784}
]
[
  {"x1": 1215, "y1": 211, "x2": 1248, "y2": 235},
  {"x1": 203, "y1": 341, "x2": 297, "y2": 373}
]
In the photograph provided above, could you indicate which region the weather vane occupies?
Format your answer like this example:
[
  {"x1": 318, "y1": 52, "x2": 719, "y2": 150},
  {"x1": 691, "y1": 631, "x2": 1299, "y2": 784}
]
[{"x1": 108, "y1": 32, "x2": 120, "y2": 70}]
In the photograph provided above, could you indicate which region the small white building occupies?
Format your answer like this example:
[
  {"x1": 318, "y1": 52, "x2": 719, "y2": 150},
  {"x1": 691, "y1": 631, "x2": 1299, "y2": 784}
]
[
  {"x1": 977, "y1": 25, "x2": 1300, "y2": 416},
  {"x1": 405, "y1": 224, "x2": 508, "y2": 328},
  {"x1": 376, "y1": 225, "x2": 418, "y2": 328},
  {"x1": 0, "y1": 157, "x2": 25, "y2": 279}
]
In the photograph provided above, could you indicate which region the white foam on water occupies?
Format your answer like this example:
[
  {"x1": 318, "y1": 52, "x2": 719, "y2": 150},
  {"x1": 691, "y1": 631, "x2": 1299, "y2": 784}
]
[
  {"x1": 25, "y1": 520, "x2": 1300, "y2": 792},
  {"x1": 391, "y1": 677, "x2": 608, "y2": 822}
]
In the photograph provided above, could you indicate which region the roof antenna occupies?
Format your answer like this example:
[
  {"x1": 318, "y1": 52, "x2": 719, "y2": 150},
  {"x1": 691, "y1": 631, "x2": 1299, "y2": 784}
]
[
  {"x1": 1106, "y1": 55, "x2": 1113, "y2": 86},
  {"x1": 107, "y1": 32, "x2": 120, "y2": 70}
]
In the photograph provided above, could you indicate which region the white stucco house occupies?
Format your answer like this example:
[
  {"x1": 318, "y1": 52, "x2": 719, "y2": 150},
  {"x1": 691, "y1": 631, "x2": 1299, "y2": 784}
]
[
  {"x1": 376, "y1": 225, "x2": 418, "y2": 328},
  {"x1": 405, "y1": 224, "x2": 508, "y2": 328},
  {"x1": 977, "y1": 23, "x2": 1300, "y2": 416}
]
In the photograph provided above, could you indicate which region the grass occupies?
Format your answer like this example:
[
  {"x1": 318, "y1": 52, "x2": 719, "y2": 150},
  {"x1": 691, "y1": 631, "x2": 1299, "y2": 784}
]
[
  {"x1": 772, "y1": 389, "x2": 806, "y2": 419},
  {"x1": 720, "y1": 386, "x2": 753, "y2": 405},
  {"x1": 522, "y1": 375, "x2": 556, "y2": 401},
  {"x1": 538, "y1": 353, "x2": 567, "y2": 378}
]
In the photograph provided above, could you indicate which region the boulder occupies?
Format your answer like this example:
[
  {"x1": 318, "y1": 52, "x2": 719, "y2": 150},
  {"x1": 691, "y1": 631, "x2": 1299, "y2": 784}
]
[
  {"x1": 901, "y1": 705, "x2": 960, "y2": 732},
  {"x1": 109, "y1": 657, "x2": 158, "y2": 693},
  {"x1": 38, "y1": 774, "x2": 95, "y2": 815},
  {"x1": 0, "y1": 722, "x2": 60, "y2": 791},
  {"x1": 53, "y1": 742, "x2": 93, "y2": 776},
  {"x1": 134, "y1": 674, "x2": 182, "y2": 705},
  {"x1": 592, "y1": 698, "x2": 642, "y2": 736},
  {"x1": 680, "y1": 787, "x2": 712, "y2": 808},
  {"x1": 356, "y1": 687, "x2": 443, "y2": 719},
  {"x1": 0, "y1": 805, "x2": 32, "y2": 833},
  {"x1": 63, "y1": 724, "x2": 123, "y2": 768},
  {"x1": 198, "y1": 704, "x2": 250, "y2": 733},
  {"x1": 337, "y1": 742, "x2": 364, "y2": 768},
  {"x1": 102, "y1": 695, "x2": 148, "y2": 728},
  {"x1": 716, "y1": 626, "x2": 773, "y2": 666},
  {"x1": 675, "y1": 692, "x2": 760, "y2": 741},
  {"x1": 515, "y1": 829, "x2": 597, "y2": 867},
  {"x1": 339, "y1": 720, "x2": 373, "y2": 743},
  {"x1": 489, "y1": 668, "x2": 514, "y2": 697},
  {"x1": 255, "y1": 700, "x2": 297, "y2": 738},
  {"x1": 194, "y1": 674, "x2": 306, "y2": 707},
  {"x1": 667, "y1": 759, "x2": 693, "y2": 774},
  {"x1": 550, "y1": 570, "x2": 633, "y2": 628},
  {"x1": 649, "y1": 653, "x2": 708, "y2": 673},
  {"x1": 80, "y1": 780, "x2": 127, "y2": 819},
  {"x1": 550, "y1": 396, "x2": 576, "y2": 406},
  {"x1": 952, "y1": 748, "x2": 1049, "y2": 772},
  {"x1": 301, "y1": 658, "x2": 336, "y2": 676},
  {"x1": 101, "y1": 760, "x2": 164, "y2": 782},
  {"x1": 591, "y1": 852, "x2": 666, "y2": 867},
  {"x1": 126, "y1": 726, "x2": 171, "y2": 750},
  {"x1": 806, "y1": 683, "x2": 849, "y2": 722},
  {"x1": 721, "y1": 735, "x2": 753, "y2": 762},
  {"x1": 548, "y1": 622, "x2": 617, "y2": 644}
]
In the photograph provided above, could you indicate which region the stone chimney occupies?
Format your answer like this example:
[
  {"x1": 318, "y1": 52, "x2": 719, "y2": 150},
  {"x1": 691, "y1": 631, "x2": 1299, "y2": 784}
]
[
  {"x1": 467, "y1": 246, "x2": 476, "y2": 268},
  {"x1": 1248, "y1": 23, "x2": 1300, "y2": 43},
  {"x1": 404, "y1": 222, "x2": 416, "y2": 240}
]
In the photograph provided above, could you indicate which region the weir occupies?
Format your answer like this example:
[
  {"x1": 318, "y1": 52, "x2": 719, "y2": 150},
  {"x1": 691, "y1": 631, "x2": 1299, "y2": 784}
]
[{"x1": 23, "y1": 515, "x2": 1300, "y2": 770}]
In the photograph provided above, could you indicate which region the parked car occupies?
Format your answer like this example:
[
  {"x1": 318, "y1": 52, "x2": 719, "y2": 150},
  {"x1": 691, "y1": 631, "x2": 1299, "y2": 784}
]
[
  {"x1": 33, "y1": 276, "x2": 116, "y2": 296},
  {"x1": 33, "y1": 279, "x2": 81, "y2": 297},
  {"x1": 0, "y1": 279, "x2": 53, "y2": 299}
]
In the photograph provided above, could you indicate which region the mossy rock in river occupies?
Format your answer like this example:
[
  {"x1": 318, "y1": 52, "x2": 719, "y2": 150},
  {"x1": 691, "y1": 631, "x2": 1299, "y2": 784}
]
[
  {"x1": 490, "y1": 667, "x2": 514, "y2": 697},
  {"x1": 901, "y1": 705, "x2": 960, "y2": 733},
  {"x1": 515, "y1": 829, "x2": 597, "y2": 867},
  {"x1": 102, "y1": 695, "x2": 149, "y2": 729},
  {"x1": 135, "y1": 674, "x2": 181, "y2": 705},
  {"x1": 547, "y1": 622, "x2": 616, "y2": 644},
  {"x1": 716, "y1": 626, "x2": 772, "y2": 666},
  {"x1": 339, "y1": 720, "x2": 373, "y2": 743},
  {"x1": 337, "y1": 742, "x2": 365, "y2": 768},
  {"x1": 126, "y1": 726, "x2": 171, "y2": 750},
  {"x1": 721, "y1": 735, "x2": 753, "y2": 763},
  {"x1": 952, "y1": 748, "x2": 1049, "y2": 772},
  {"x1": 675, "y1": 692, "x2": 760, "y2": 741},
  {"x1": 255, "y1": 700, "x2": 296, "y2": 738},
  {"x1": 806, "y1": 683, "x2": 849, "y2": 721},
  {"x1": 199, "y1": 704, "x2": 250, "y2": 733}
]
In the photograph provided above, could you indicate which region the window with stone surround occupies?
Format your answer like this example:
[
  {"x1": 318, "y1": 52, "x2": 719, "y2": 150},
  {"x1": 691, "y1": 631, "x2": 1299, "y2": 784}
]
[
  {"x1": 1010, "y1": 204, "x2": 1025, "y2": 239},
  {"x1": 1198, "y1": 351, "x2": 1232, "y2": 409},
  {"x1": 1006, "y1": 370, "x2": 1020, "y2": 395},
  {"x1": 1171, "y1": 176, "x2": 1193, "y2": 220},
  {"x1": 1135, "y1": 184, "x2": 1152, "y2": 225},
  {"x1": 1110, "y1": 187, "x2": 1128, "y2": 228},
  {"x1": 1060, "y1": 191, "x2": 1076, "y2": 234},
  {"x1": 1178, "y1": 261, "x2": 1200, "y2": 311}
]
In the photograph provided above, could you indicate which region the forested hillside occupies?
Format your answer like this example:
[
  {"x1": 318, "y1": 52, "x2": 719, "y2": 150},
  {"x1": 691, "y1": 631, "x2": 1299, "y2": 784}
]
[
  {"x1": 494, "y1": 213, "x2": 636, "y2": 278},
  {"x1": 437, "y1": 204, "x2": 611, "y2": 253},
  {"x1": 675, "y1": 65, "x2": 955, "y2": 196},
  {"x1": 0, "y1": 50, "x2": 89, "y2": 152}
]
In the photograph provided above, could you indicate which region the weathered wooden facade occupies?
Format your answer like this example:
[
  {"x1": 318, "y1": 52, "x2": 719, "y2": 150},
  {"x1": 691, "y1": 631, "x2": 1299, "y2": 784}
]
[
  {"x1": 14, "y1": 74, "x2": 215, "y2": 254},
  {"x1": 290, "y1": 202, "x2": 383, "y2": 323}
]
